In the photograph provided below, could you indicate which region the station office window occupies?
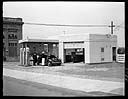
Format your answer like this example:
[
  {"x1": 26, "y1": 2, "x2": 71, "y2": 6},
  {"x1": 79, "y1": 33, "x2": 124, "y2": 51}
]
[{"x1": 101, "y1": 47, "x2": 104, "y2": 52}]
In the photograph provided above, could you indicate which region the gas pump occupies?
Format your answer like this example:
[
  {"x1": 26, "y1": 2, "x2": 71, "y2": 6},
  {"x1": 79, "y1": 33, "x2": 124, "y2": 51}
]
[
  {"x1": 20, "y1": 48, "x2": 24, "y2": 65},
  {"x1": 25, "y1": 47, "x2": 30, "y2": 66},
  {"x1": 20, "y1": 47, "x2": 30, "y2": 66}
]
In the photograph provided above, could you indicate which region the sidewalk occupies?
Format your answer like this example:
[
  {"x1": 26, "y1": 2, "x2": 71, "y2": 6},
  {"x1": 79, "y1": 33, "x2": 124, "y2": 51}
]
[{"x1": 3, "y1": 68, "x2": 124, "y2": 96}]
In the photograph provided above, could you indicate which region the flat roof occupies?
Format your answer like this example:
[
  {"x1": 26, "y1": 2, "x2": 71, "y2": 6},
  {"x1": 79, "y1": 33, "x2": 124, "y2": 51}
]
[
  {"x1": 19, "y1": 39, "x2": 59, "y2": 44},
  {"x1": 19, "y1": 34, "x2": 117, "y2": 44}
]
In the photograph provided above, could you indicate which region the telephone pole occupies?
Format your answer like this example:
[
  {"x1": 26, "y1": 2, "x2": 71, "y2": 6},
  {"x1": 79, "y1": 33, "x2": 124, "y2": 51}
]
[{"x1": 109, "y1": 21, "x2": 115, "y2": 35}]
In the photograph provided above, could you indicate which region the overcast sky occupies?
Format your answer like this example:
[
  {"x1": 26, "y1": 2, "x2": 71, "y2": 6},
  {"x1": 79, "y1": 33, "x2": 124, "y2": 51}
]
[{"x1": 3, "y1": 1, "x2": 125, "y2": 47}]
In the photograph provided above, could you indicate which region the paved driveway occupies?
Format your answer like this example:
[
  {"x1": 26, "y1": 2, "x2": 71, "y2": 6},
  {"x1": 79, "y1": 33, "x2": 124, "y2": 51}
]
[{"x1": 3, "y1": 62, "x2": 124, "y2": 82}]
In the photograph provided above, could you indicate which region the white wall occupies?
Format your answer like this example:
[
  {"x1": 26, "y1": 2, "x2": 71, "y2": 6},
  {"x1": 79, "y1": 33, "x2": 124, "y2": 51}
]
[
  {"x1": 59, "y1": 34, "x2": 89, "y2": 42},
  {"x1": 89, "y1": 42, "x2": 112, "y2": 63},
  {"x1": 84, "y1": 41, "x2": 90, "y2": 63},
  {"x1": 59, "y1": 41, "x2": 64, "y2": 63},
  {"x1": 58, "y1": 34, "x2": 117, "y2": 64},
  {"x1": 89, "y1": 34, "x2": 117, "y2": 63}
]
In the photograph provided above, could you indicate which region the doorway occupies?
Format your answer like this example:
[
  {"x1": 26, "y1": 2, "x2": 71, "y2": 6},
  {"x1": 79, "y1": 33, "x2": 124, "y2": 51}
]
[
  {"x1": 112, "y1": 47, "x2": 116, "y2": 61},
  {"x1": 9, "y1": 46, "x2": 17, "y2": 57}
]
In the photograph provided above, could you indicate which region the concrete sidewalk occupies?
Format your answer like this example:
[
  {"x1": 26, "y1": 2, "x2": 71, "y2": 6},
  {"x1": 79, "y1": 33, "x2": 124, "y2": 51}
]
[{"x1": 3, "y1": 68, "x2": 124, "y2": 96}]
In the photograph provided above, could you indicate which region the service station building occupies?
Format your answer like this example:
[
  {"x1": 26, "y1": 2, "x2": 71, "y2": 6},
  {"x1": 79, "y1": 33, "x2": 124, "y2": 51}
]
[{"x1": 19, "y1": 33, "x2": 117, "y2": 65}]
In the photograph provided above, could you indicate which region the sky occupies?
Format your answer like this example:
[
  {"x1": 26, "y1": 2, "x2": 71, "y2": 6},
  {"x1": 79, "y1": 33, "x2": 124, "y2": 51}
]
[{"x1": 3, "y1": 1, "x2": 125, "y2": 47}]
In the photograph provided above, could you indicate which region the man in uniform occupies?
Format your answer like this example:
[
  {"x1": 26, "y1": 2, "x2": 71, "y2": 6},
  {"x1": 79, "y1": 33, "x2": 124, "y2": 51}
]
[{"x1": 33, "y1": 52, "x2": 37, "y2": 66}]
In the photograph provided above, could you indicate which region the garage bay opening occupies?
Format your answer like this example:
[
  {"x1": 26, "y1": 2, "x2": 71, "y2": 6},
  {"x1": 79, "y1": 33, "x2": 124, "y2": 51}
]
[{"x1": 64, "y1": 48, "x2": 84, "y2": 63}]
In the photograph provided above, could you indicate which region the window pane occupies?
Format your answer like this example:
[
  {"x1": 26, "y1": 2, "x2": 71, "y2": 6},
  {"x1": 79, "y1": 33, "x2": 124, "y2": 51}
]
[{"x1": 101, "y1": 48, "x2": 104, "y2": 52}]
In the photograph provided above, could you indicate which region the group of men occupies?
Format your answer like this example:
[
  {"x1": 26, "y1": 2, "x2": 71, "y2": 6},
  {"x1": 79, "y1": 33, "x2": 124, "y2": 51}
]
[{"x1": 32, "y1": 51, "x2": 47, "y2": 66}]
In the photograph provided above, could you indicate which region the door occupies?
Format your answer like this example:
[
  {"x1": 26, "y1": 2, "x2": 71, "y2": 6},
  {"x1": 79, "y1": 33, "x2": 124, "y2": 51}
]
[
  {"x1": 112, "y1": 47, "x2": 116, "y2": 61},
  {"x1": 9, "y1": 46, "x2": 17, "y2": 57}
]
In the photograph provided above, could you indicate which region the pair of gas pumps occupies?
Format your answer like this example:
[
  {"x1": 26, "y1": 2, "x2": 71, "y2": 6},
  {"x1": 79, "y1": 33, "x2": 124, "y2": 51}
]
[
  {"x1": 20, "y1": 47, "x2": 32, "y2": 66},
  {"x1": 20, "y1": 47, "x2": 45, "y2": 66}
]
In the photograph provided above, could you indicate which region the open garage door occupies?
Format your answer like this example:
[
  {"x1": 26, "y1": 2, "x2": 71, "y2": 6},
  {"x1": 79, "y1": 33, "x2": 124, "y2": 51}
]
[
  {"x1": 63, "y1": 42, "x2": 85, "y2": 63},
  {"x1": 64, "y1": 48, "x2": 84, "y2": 63}
]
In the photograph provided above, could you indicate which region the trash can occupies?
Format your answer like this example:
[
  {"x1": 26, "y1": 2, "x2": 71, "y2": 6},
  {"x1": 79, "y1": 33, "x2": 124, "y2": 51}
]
[
  {"x1": 29, "y1": 56, "x2": 33, "y2": 66},
  {"x1": 41, "y1": 58, "x2": 45, "y2": 66}
]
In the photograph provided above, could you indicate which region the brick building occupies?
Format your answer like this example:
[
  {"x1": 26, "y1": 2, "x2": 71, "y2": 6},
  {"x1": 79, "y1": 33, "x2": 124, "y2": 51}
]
[{"x1": 3, "y1": 17, "x2": 24, "y2": 61}]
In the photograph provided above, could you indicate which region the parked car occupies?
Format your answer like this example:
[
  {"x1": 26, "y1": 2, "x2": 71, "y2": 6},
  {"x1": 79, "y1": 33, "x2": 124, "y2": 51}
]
[
  {"x1": 46, "y1": 55, "x2": 61, "y2": 66},
  {"x1": 117, "y1": 47, "x2": 125, "y2": 63}
]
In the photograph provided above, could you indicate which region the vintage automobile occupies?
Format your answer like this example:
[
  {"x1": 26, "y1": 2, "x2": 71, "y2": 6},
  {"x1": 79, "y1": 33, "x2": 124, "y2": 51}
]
[
  {"x1": 117, "y1": 47, "x2": 125, "y2": 63},
  {"x1": 46, "y1": 55, "x2": 62, "y2": 66}
]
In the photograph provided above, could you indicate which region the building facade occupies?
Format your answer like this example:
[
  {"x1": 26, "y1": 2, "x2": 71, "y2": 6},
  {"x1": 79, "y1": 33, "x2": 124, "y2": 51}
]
[
  {"x1": 58, "y1": 34, "x2": 117, "y2": 64},
  {"x1": 19, "y1": 34, "x2": 117, "y2": 65},
  {"x1": 3, "y1": 17, "x2": 24, "y2": 61}
]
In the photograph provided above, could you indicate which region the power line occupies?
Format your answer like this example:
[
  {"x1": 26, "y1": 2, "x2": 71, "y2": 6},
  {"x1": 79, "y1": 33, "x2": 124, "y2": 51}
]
[
  {"x1": 24, "y1": 21, "x2": 122, "y2": 35},
  {"x1": 114, "y1": 22, "x2": 124, "y2": 32},
  {"x1": 24, "y1": 22, "x2": 109, "y2": 27}
]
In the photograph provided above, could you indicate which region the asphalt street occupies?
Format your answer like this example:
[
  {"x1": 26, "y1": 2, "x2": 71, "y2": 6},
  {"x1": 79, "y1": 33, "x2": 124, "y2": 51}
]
[
  {"x1": 3, "y1": 76, "x2": 117, "y2": 96},
  {"x1": 2, "y1": 76, "x2": 93, "y2": 96}
]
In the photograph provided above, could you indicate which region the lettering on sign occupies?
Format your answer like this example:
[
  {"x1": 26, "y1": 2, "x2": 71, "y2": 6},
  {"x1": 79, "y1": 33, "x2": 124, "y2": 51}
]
[{"x1": 64, "y1": 43, "x2": 84, "y2": 48}]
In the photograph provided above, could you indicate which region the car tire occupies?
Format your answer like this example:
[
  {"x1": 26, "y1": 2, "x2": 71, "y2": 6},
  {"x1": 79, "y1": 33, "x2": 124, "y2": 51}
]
[{"x1": 48, "y1": 62, "x2": 52, "y2": 66}]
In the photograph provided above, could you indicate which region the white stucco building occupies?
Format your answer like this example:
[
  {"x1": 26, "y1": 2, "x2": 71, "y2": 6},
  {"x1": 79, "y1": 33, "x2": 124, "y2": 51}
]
[
  {"x1": 19, "y1": 33, "x2": 117, "y2": 64},
  {"x1": 55, "y1": 33, "x2": 117, "y2": 64}
]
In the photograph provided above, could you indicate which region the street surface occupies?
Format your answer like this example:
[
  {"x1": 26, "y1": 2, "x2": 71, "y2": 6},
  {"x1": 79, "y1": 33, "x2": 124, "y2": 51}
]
[
  {"x1": 3, "y1": 62, "x2": 124, "y2": 96},
  {"x1": 3, "y1": 76, "x2": 115, "y2": 96}
]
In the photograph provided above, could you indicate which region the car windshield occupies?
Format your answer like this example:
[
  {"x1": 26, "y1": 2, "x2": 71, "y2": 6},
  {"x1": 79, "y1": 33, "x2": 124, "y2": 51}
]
[{"x1": 117, "y1": 47, "x2": 125, "y2": 54}]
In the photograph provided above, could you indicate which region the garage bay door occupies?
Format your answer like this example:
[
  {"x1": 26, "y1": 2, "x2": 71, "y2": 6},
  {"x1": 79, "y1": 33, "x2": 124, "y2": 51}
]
[{"x1": 64, "y1": 42, "x2": 85, "y2": 63}]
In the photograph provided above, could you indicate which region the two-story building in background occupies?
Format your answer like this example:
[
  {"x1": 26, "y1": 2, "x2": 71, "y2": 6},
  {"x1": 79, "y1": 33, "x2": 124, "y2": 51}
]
[{"x1": 3, "y1": 17, "x2": 24, "y2": 61}]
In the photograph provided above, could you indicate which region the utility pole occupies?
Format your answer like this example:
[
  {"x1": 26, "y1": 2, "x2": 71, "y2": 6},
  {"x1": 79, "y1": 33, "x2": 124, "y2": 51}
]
[{"x1": 109, "y1": 21, "x2": 115, "y2": 35}]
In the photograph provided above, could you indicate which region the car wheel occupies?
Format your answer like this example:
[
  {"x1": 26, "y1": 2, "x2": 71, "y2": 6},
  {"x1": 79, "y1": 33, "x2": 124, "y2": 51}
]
[{"x1": 48, "y1": 62, "x2": 52, "y2": 66}]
